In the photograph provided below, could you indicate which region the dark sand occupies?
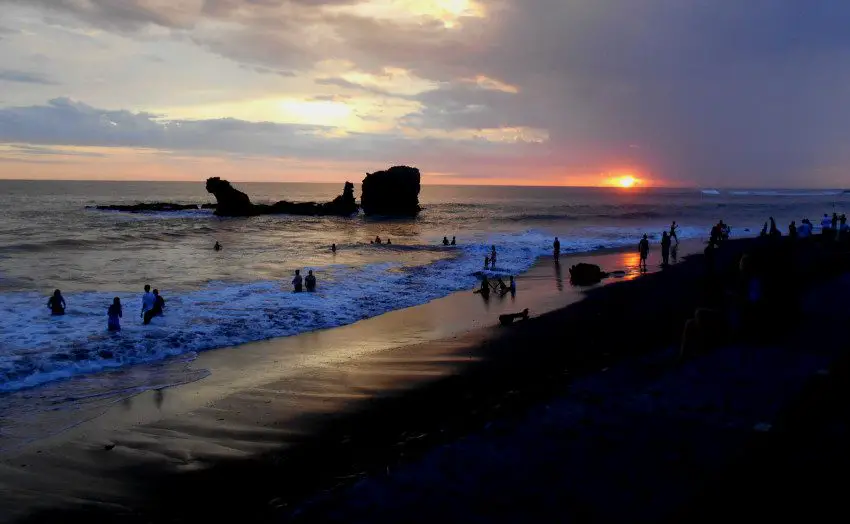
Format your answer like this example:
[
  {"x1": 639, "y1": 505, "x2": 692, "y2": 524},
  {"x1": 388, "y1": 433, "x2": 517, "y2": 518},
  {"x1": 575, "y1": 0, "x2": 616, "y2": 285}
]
[{"x1": 1, "y1": 244, "x2": 682, "y2": 522}]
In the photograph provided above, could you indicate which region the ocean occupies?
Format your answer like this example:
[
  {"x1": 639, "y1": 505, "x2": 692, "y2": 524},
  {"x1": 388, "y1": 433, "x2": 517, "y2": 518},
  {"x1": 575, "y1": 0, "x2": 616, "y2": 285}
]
[{"x1": 0, "y1": 180, "x2": 846, "y2": 399}]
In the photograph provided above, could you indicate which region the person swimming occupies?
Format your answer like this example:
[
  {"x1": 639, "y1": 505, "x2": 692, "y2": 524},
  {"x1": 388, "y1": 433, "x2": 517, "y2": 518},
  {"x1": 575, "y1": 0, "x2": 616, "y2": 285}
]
[
  {"x1": 47, "y1": 289, "x2": 66, "y2": 315},
  {"x1": 108, "y1": 297, "x2": 122, "y2": 332},
  {"x1": 214, "y1": 241, "x2": 222, "y2": 251},
  {"x1": 292, "y1": 269, "x2": 303, "y2": 292},
  {"x1": 443, "y1": 236, "x2": 450, "y2": 246},
  {"x1": 375, "y1": 236, "x2": 382, "y2": 245},
  {"x1": 305, "y1": 270, "x2": 316, "y2": 292},
  {"x1": 451, "y1": 236, "x2": 456, "y2": 246},
  {"x1": 386, "y1": 238, "x2": 392, "y2": 245}
]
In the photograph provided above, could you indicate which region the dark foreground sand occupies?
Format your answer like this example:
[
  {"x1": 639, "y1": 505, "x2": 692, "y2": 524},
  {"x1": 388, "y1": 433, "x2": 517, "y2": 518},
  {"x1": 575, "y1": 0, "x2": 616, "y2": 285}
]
[{"x1": 5, "y1": 236, "x2": 845, "y2": 523}]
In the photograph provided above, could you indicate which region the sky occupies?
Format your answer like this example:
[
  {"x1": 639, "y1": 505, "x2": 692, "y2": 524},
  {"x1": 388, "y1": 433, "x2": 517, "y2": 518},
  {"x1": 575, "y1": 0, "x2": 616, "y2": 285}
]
[{"x1": 1, "y1": 0, "x2": 850, "y2": 187}]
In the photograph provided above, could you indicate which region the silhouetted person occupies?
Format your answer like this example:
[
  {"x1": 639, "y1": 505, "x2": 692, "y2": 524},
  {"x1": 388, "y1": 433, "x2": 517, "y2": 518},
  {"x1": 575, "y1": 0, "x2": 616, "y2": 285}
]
[
  {"x1": 832, "y1": 212, "x2": 839, "y2": 230},
  {"x1": 108, "y1": 297, "x2": 122, "y2": 332},
  {"x1": 769, "y1": 217, "x2": 781, "y2": 237},
  {"x1": 759, "y1": 222, "x2": 768, "y2": 237},
  {"x1": 375, "y1": 236, "x2": 382, "y2": 245},
  {"x1": 443, "y1": 236, "x2": 450, "y2": 246},
  {"x1": 292, "y1": 270, "x2": 303, "y2": 292},
  {"x1": 47, "y1": 289, "x2": 66, "y2": 315},
  {"x1": 789, "y1": 221, "x2": 797, "y2": 238},
  {"x1": 553, "y1": 237, "x2": 561, "y2": 260},
  {"x1": 144, "y1": 289, "x2": 165, "y2": 325},
  {"x1": 638, "y1": 234, "x2": 649, "y2": 271},
  {"x1": 331, "y1": 243, "x2": 337, "y2": 253},
  {"x1": 670, "y1": 221, "x2": 679, "y2": 243},
  {"x1": 821, "y1": 214, "x2": 832, "y2": 235},
  {"x1": 710, "y1": 221, "x2": 723, "y2": 244},
  {"x1": 305, "y1": 270, "x2": 316, "y2": 292},
  {"x1": 484, "y1": 256, "x2": 490, "y2": 269},
  {"x1": 477, "y1": 275, "x2": 491, "y2": 299},
  {"x1": 214, "y1": 241, "x2": 222, "y2": 251},
  {"x1": 386, "y1": 238, "x2": 392, "y2": 245},
  {"x1": 509, "y1": 275, "x2": 516, "y2": 296},
  {"x1": 798, "y1": 219, "x2": 812, "y2": 238},
  {"x1": 661, "y1": 231, "x2": 671, "y2": 266},
  {"x1": 141, "y1": 284, "x2": 155, "y2": 320},
  {"x1": 490, "y1": 245, "x2": 497, "y2": 269},
  {"x1": 720, "y1": 221, "x2": 730, "y2": 241},
  {"x1": 451, "y1": 236, "x2": 456, "y2": 246}
]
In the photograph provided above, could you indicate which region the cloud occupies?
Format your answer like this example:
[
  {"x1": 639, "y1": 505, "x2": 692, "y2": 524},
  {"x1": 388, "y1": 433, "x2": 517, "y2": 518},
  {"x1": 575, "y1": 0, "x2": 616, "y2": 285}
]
[{"x1": 0, "y1": 69, "x2": 57, "y2": 85}]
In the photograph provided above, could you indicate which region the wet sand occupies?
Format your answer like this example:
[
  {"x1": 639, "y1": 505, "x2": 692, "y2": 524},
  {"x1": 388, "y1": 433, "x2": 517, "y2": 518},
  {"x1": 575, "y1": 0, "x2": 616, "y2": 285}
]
[{"x1": 0, "y1": 242, "x2": 703, "y2": 523}]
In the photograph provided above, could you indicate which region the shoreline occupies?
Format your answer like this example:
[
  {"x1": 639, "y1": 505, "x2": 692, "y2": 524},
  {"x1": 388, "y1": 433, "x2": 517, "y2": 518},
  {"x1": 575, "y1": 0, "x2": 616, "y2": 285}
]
[{"x1": 0, "y1": 239, "x2": 706, "y2": 521}]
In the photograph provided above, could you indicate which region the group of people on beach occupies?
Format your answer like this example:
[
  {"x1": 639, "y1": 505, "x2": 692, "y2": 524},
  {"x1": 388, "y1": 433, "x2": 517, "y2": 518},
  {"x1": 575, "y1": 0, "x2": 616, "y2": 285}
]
[
  {"x1": 442, "y1": 236, "x2": 457, "y2": 246},
  {"x1": 291, "y1": 269, "x2": 317, "y2": 292},
  {"x1": 370, "y1": 236, "x2": 392, "y2": 245},
  {"x1": 782, "y1": 213, "x2": 848, "y2": 240},
  {"x1": 636, "y1": 221, "x2": 683, "y2": 270},
  {"x1": 477, "y1": 274, "x2": 516, "y2": 299}
]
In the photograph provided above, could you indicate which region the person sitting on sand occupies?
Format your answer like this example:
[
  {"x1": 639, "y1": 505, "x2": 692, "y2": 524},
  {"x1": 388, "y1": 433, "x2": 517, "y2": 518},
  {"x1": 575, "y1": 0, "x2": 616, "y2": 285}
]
[
  {"x1": 661, "y1": 231, "x2": 671, "y2": 266},
  {"x1": 305, "y1": 270, "x2": 316, "y2": 292},
  {"x1": 443, "y1": 236, "x2": 450, "y2": 246},
  {"x1": 490, "y1": 246, "x2": 497, "y2": 269},
  {"x1": 292, "y1": 270, "x2": 303, "y2": 292},
  {"x1": 108, "y1": 297, "x2": 122, "y2": 332},
  {"x1": 214, "y1": 241, "x2": 222, "y2": 251},
  {"x1": 638, "y1": 234, "x2": 649, "y2": 270},
  {"x1": 144, "y1": 289, "x2": 166, "y2": 325},
  {"x1": 141, "y1": 284, "x2": 155, "y2": 320},
  {"x1": 553, "y1": 237, "x2": 561, "y2": 260},
  {"x1": 451, "y1": 236, "x2": 456, "y2": 246},
  {"x1": 47, "y1": 289, "x2": 66, "y2": 315}
]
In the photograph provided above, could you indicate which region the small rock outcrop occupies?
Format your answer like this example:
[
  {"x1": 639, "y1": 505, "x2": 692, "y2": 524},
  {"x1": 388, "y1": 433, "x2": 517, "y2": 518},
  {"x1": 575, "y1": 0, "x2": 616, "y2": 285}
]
[
  {"x1": 361, "y1": 166, "x2": 421, "y2": 217},
  {"x1": 569, "y1": 263, "x2": 608, "y2": 286},
  {"x1": 205, "y1": 177, "x2": 253, "y2": 217},
  {"x1": 205, "y1": 178, "x2": 359, "y2": 217},
  {"x1": 86, "y1": 203, "x2": 203, "y2": 213}
]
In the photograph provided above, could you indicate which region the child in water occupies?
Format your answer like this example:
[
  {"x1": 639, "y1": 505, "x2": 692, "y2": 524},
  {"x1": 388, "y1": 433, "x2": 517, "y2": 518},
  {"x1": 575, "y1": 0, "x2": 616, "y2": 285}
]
[
  {"x1": 47, "y1": 289, "x2": 66, "y2": 315},
  {"x1": 108, "y1": 297, "x2": 122, "y2": 331}
]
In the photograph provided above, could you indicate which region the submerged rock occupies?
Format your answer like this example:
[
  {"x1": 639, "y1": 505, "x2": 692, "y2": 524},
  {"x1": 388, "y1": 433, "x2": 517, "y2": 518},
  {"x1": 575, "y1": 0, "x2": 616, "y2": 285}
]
[
  {"x1": 205, "y1": 178, "x2": 359, "y2": 217},
  {"x1": 86, "y1": 203, "x2": 203, "y2": 213},
  {"x1": 361, "y1": 166, "x2": 421, "y2": 217},
  {"x1": 569, "y1": 263, "x2": 609, "y2": 286}
]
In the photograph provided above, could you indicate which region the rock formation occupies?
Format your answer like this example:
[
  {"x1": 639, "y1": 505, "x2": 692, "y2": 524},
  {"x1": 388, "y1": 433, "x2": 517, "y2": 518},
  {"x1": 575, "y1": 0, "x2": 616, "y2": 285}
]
[
  {"x1": 361, "y1": 166, "x2": 421, "y2": 217},
  {"x1": 86, "y1": 203, "x2": 204, "y2": 213},
  {"x1": 569, "y1": 263, "x2": 609, "y2": 286},
  {"x1": 205, "y1": 178, "x2": 359, "y2": 217}
]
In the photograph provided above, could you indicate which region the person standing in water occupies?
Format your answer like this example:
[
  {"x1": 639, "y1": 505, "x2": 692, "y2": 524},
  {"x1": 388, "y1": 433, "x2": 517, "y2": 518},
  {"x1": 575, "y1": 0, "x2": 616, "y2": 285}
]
[
  {"x1": 375, "y1": 236, "x2": 382, "y2": 245},
  {"x1": 490, "y1": 246, "x2": 498, "y2": 269},
  {"x1": 144, "y1": 289, "x2": 166, "y2": 325},
  {"x1": 331, "y1": 243, "x2": 337, "y2": 253},
  {"x1": 553, "y1": 237, "x2": 561, "y2": 260},
  {"x1": 660, "y1": 231, "x2": 671, "y2": 266},
  {"x1": 47, "y1": 289, "x2": 66, "y2": 315},
  {"x1": 638, "y1": 234, "x2": 650, "y2": 271},
  {"x1": 108, "y1": 297, "x2": 122, "y2": 331},
  {"x1": 141, "y1": 284, "x2": 155, "y2": 320},
  {"x1": 451, "y1": 236, "x2": 456, "y2": 246},
  {"x1": 443, "y1": 236, "x2": 450, "y2": 246},
  {"x1": 509, "y1": 276, "x2": 516, "y2": 296},
  {"x1": 292, "y1": 270, "x2": 303, "y2": 292},
  {"x1": 305, "y1": 270, "x2": 317, "y2": 292},
  {"x1": 214, "y1": 241, "x2": 222, "y2": 251},
  {"x1": 386, "y1": 238, "x2": 392, "y2": 245}
]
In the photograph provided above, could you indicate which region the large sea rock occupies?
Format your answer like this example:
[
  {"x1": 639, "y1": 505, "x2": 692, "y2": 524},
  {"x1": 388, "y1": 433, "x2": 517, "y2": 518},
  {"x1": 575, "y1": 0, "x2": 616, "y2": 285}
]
[
  {"x1": 205, "y1": 178, "x2": 359, "y2": 217},
  {"x1": 361, "y1": 166, "x2": 421, "y2": 217}
]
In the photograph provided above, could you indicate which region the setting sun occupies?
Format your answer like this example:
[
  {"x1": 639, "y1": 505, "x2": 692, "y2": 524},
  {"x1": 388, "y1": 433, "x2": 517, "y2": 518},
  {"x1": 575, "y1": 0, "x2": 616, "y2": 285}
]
[{"x1": 617, "y1": 175, "x2": 637, "y2": 188}]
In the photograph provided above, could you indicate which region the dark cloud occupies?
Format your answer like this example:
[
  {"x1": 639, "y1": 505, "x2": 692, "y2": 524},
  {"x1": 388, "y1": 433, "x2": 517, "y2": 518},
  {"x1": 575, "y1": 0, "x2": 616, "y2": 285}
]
[{"x1": 0, "y1": 69, "x2": 57, "y2": 85}]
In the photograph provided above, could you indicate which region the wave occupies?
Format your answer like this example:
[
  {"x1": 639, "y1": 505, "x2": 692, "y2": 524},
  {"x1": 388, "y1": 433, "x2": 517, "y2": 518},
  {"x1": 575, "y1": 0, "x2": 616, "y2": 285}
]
[
  {"x1": 701, "y1": 189, "x2": 721, "y2": 195},
  {"x1": 0, "y1": 226, "x2": 714, "y2": 393},
  {"x1": 729, "y1": 190, "x2": 843, "y2": 197},
  {"x1": 503, "y1": 211, "x2": 663, "y2": 222}
]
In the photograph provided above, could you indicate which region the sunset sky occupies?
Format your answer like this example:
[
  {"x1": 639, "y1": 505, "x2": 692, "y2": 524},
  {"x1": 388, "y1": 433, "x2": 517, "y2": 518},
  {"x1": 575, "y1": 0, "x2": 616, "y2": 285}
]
[{"x1": 1, "y1": 1, "x2": 850, "y2": 187}]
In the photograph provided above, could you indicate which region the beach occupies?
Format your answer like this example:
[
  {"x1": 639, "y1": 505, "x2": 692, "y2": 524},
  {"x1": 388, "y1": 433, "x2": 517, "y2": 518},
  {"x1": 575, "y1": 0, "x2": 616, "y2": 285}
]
[{"x1": 1, "y1": 242, "x2": 675, "y2": 522}]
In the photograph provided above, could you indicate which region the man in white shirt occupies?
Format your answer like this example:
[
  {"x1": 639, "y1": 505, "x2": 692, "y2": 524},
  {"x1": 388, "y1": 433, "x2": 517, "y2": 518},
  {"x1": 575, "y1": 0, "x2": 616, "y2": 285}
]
[{"x1": 141, "y1": 284, "x2": 155, "y2": 319}]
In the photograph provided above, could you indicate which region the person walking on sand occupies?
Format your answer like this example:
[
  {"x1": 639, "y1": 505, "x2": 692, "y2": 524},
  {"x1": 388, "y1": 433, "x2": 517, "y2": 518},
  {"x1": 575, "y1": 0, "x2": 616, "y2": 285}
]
[
  {"x1": 305, "y1": 270, "x2": 316, "y2": 292},
  {"x1": 638, "y1": 234, "x2": 649, "y2": 271},
  {"x1": 47, "y1": 289, "x2": 66, "y2": 315},
  {"x1": 490, "y1": 245, "x2": 497, "y2": 269},
  {"x1": 108, "y1": 297, "x2": 122, "y2": 332},
  {"x1": 292, "y1": 269, "x2": 303, "y2": 292},
  {"x1": 553, "y1": 237, "x2": 561, "y2": 260},
  {"x1": 661, "y1": 231, "x2": 671, "y2": 266},
  {"x1": 141, "y1": 284, "x2": 155, "y2": 320}
]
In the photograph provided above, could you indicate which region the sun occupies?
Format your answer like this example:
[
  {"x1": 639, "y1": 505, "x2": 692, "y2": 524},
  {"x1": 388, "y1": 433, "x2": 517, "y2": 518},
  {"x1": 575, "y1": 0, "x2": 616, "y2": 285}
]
[{"x1": 617, "y1": 175, "x2": 637, "y2": 188}]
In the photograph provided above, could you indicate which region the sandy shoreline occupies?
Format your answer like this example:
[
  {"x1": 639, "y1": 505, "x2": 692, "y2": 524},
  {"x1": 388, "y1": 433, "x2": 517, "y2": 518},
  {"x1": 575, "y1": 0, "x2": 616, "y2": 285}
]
[{"x1": 0, "y1": 240, "x2": 706, "y2": 522}]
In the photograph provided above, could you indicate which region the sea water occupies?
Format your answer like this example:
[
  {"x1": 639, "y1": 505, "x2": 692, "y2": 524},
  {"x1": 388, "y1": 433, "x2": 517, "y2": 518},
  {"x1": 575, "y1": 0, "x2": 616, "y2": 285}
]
[{"x1": 0, "y1": 180, "x2": 846, "y2": 395}]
